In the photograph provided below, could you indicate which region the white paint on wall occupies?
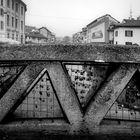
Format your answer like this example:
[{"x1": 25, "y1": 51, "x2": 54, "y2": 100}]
[
  {"x1": 87, "y1": 22, "x2": 105, "y2": 43},
  {"x1": 109, "y1": 31, "x2": 114, "y2": 42},
  {"x1": 114, "y1": 27, "x2": 140, "y2": 45}
]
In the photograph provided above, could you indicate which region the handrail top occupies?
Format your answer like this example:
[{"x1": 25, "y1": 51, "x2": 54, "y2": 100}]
[{"x1": 0, "y1": 43, "x2": 140, "y2": 62}]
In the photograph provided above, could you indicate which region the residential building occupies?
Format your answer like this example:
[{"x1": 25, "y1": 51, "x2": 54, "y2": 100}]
[
  {"x1": 73, "y1": 32, "x2": 83, "y2": 44},
  {"x1": 25, "y1": 31, "x2": 47, "y2": 44},
  {"x1": 73, "y1": 27, "x2": 87, "y2": 44},
  {"x1": 113, "y1": 19, "x2": 140, "y2": 45},
  {"x1": 86, "y1": 14, "x2": 119, "y2": 43},
  {"x1": 50, "y1": 34, "x2": 56, "y2": 43},
  {"x1": 25, "y1": 25, "x2": 55, "y2": 44},
  {"x1": 0, "y1": 0, "x2": 27, "y2": 44},
  {"x1": 82, "y1": 27, "x2": 88, "y2": 43},
  {"x1": 137, "y1": 16, "x2": 140, "y2": 20},
  {"x1": 25, "y1": 25, "x2": 47, "y2": 44},
  {"x1": 39, "y1": 27, "x2": 55, "y2": 43}
]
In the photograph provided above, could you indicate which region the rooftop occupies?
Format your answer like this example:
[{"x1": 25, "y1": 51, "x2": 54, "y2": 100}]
[
  {"x1": 114, "y1": 19, "x2": 140, "y2": 28},
  {"x1": 87, "y1": 14, "x2": 119, "y2": 27},
  {"x1": 26, "y1": 32, "x2": 47, "y2": 39},
  {"x1": 39, "y1": 27, "x2": 52, "y2": 33},
  {"x1": 18, "y1": 0, "x2": 27, "y2": 11}
]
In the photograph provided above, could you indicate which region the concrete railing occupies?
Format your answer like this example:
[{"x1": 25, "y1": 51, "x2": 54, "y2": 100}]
[{"x1": 0, "y1": 44, "x2": 140, "y2": 138}]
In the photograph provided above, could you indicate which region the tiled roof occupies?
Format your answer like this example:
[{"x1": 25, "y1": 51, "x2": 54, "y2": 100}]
[
  {"x1": 39, "y1": 27, "x2": 52, "y2": 33},
  {"x1": 26, "y1": 32, "x2": 47, "y2": 39},
  {"x1": 87, "y1": 14, "x2": 119, "y2": 27},
  {"x1": 114, "y1": 19, "x2": 140, "y2": 28}
]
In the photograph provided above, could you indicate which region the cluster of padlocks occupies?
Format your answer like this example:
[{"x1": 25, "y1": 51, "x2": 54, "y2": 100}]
[
  {"x1": 65, "y1": 64, "x2": 108, "y2": 107},
  {"x1": 0, "y1": 66, "x2": 22, "y2": 98},
  {"x1": 66, "y1": 65, "x2": 93, "y2": 106},
  {"x1": 105, "y1": 77, "x2": 140, "y2": 121},
  {"x1": 65, "y1": 64, "x2": 140, "y2": 121},
  {"x1": 1, "y1": 65, "x2": 140, "y2": 121},
  {"x1": 14, "y1": 72, "x2": 64, "y2": 119}
]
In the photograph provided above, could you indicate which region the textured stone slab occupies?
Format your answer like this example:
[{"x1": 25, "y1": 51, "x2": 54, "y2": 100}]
[
  {"x1": 85, "y1": 65, "x2": 137, "y2": 127},
  {"x1": 0, "y1": 121, "x2": 140, "y2": 136},
  {"x1": 45, "y1": 62, "x2": 83, "y2": 125},
  {"x1": 0, "y1": 62, "x2": 48, "y2": 122},
  {"x1": 0, "y1": 44, "x2": 140, "y2": 62}
]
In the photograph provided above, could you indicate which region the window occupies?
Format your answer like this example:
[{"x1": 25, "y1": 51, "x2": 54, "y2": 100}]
[
  {"x1": 7, "y1": 0, "x2": 10, "y2": 8},
  {"x1": 12, "y1": 0, "x2": 14, "y2": 10},
  {"x1": 12, "y1": 33, "x2": 14, "y2": 39},
  {"x1": 7, "y1": 33, "x2": 10, "y2": 38},
  {"x1": 16, "y1": 33, "x2": 18, "y2": 41},
  {"x1": 0, "y1": 21, "x2": 4, "y2": 30},
  {"x1": 21, "y1": 35, "x2": 23, "y2": 43},
  {"x1": 7, "y1": 15, "x2": 10, "y2": 26},
  {"x1": 16, "y1": 3, "x2": 18, "y2": 12},
  {"x1": 115, "y1": 31, "x2": 118, "y2": 37},
  {"x1": 125, "y1": 30, "x2": 133, "y2": 37},
  {"x1": 0, "y1": 0, "x2": 3, "y2": 6},
  {"x1": 21, "y1": 21, "x2": 23, "y2": 30},
  {"x1": 125, "y1": 42, "x2": 132, "y2": 45},
  {"x1": 0, "y1": 8, "x2": 4, "y2": 16},
  {"x1": 15, "y1": 18, "x2": 18, "y2": 28},
  {"x1": 21, "y1": 6, "x2": 23, "y2": 15},
  {"x1": 12, "y1": 17, "x2": 14, "y2": 27}
]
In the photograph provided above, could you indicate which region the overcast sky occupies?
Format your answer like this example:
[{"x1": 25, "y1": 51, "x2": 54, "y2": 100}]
[{"x1": 23, "y1": 0, "x2": 140, "y2": 37}]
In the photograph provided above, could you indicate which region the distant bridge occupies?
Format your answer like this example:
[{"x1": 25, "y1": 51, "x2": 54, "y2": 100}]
[{"x1": 0, "y1": 44, "x2": 140, "y2": 139}]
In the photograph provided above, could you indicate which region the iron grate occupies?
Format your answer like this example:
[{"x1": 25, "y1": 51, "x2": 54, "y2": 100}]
[
  {"x1": 13, "y1": 70, "x2": 64, "y2": 119},
  {"x1": 0, "y1": 66, "x2": 24, "y2": 98},
  {"x1": 104, "y1": 74, "x2": 140, "y2": 121},
  {"x1": 64, "y1": 63, "x2": 110, "y2": 107}
]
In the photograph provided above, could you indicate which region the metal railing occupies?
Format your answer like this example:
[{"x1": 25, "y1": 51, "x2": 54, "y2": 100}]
[{"x1": 0, "y1": 44, "x2": 140, "y2": 136}]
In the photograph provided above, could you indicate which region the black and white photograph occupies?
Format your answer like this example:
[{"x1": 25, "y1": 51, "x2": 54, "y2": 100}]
[{"x1": 0, "y1": 0, "x2": 140, "y2": 139}]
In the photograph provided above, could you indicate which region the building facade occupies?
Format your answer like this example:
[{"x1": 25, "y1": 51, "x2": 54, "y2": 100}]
[
  {"x1": 0, "y1": 0, "x2": 27, "y2": 44},
  {"x1": 73, "y1": 28, "x2": 87, "y2": 44},
  {"x1": 39, "y1": 27, "x2": 55, "y2": 43},
  {"x1": 25, "y1": 26, "x2": 55, "y2": 44},
  {"x1": 72, "y1": 32, "x2": 83, "y2": 44},
  {"x1": 113, "y1": 19, "x2": 140, "y2": 45},
  {"x1": 25, "y1": 31, "x2": 47, "y2": 44},
  {"x1": 86, "y1": 14, "x2": 119, "y2": 43}
]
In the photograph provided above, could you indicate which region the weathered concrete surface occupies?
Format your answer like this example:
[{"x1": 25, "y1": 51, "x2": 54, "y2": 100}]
[
  {"x1": 0, "y1": 120, "x2": 140, "y2": 136},
  {"x1": 46, "y1": 62, "x2": 83, "y2": 133},
  {"x1": 0, "y1": 62, "x2": 83, "y2": 133},
  {"x1": 0, "y1": 44, "x2": 140, "y2": 137},
  {"x1": 82, "y1": 64, "x2": 116, "y2": 108},
  {"x1": 0, "y1": 62, "x2": 50, "y2": 122},
  {"x1": 85, "y1": 64, "x2": 137, "y2": 127},
  {"x1": 0, "y1": 44, "x2": 140, "y2": 62}
]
